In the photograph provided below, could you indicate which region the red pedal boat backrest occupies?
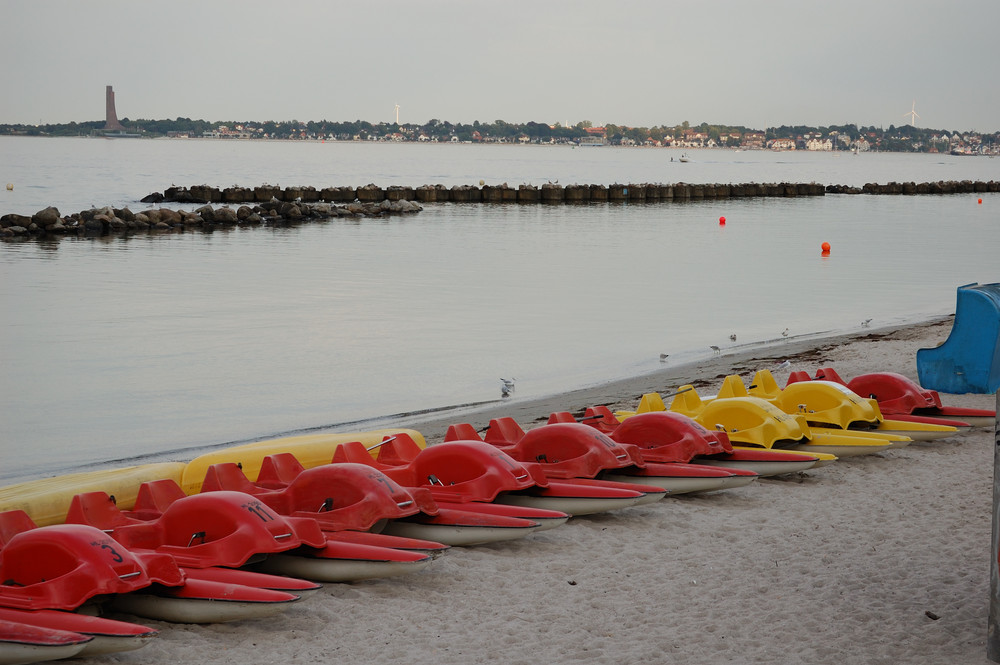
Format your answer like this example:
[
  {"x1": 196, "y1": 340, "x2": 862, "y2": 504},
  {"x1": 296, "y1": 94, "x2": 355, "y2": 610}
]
[
  {"x1": 130, "y1": 479, "x2": 187, "y2": 517},
  {"x1": 256, "y1": 453, "x2": 306, "y2": 488},
  {"x1": 0, "y1": 510, "x2": 38, "y2": 547},
  {"x1": 443, "y1": 423, "x2": 483, "y2": 442},
  {"x1": 482, "y1": 417, "x2": 526, "y2": 445},
  {"x1": 581, "y1": 406, "x2": 621, "y2": 434}
]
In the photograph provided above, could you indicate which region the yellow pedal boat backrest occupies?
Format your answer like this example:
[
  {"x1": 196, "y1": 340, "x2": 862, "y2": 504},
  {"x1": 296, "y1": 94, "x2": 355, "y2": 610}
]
[
  {"x1": 717, "y1": 375, "x2": 751, "y2": 398},
  {"x1": 747, "y1": 370, "x2": 783, "y2": 399},
  {"x1": 695, "y1": 397, "x2": 810, "y2": 449},
  {"x1": 614, "y1": 392, "x2": 668, "y2": 421},
  {"x1": 668, "y1": 385, "x2": 708, "y2": 418}
]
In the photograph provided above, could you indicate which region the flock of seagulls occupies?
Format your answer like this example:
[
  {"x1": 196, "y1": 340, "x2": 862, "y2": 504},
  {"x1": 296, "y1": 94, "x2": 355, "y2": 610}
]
[{"x1": 656, "y1": 320, "x2": 870, "y2": 368}]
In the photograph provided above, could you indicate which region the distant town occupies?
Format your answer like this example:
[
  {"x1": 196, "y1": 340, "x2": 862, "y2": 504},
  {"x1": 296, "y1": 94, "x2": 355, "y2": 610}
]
[{"x1": 2, "y1": 118, "x2": 997, "y2": 155}]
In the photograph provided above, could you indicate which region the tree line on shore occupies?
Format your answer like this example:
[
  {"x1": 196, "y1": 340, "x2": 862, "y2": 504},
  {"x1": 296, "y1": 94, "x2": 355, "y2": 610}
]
[{"x1": 1, "y1": 117, "x2": 995, "y2": 153}]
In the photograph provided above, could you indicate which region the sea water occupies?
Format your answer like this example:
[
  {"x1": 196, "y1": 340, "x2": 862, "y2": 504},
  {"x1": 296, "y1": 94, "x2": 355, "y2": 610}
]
[{"x1": 1, "y1": 137, "x2": 998, "y2": 482}]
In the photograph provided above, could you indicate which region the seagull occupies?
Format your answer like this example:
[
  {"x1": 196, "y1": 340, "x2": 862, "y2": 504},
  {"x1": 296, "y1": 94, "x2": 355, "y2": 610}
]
[
  {"x1": 729, "y1": 334, "x2": 737, "y2": 342},
  {"x1": 501, "y1": 378, "x2": 516, "y2": 398},
  {"x1": 861, "y1": 319, "x2": 872, "y2": 328},
  {"x1": 773, "y1": 360, "x2": 791, "y2": 370},
  {"x1": 781, "y1": 328, "x2": 789, "y2": 338},
  {"x1": 710, "y1": 345, "x2": 721, "y2": 355},
  {"x1": 659, "y1": 353, "x2": 669, "y2": 363}
]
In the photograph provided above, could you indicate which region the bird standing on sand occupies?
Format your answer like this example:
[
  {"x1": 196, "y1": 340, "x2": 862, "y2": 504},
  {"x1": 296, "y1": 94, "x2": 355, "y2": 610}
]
[
  {"x1": 862, "y1": 319, "x2": 872, "y2": 328},
  {"x1": 501, "y1": 378, "x2": 516, "y2": 398},
  {"x1": 710, "y1": 345, "x2": 721, "y2": 355}
]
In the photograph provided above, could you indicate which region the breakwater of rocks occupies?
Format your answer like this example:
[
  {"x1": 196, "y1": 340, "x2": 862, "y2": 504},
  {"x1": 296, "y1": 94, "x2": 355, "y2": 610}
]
[
  {"x1": 0, "y1": 198, "x2": 422, "y2": 239},
  {"x1": 3, "y1": 178, "x2": 996, "y2": 240},
  {"x1": 143, "y1": 179, "x2": 999, "y2": 206}
]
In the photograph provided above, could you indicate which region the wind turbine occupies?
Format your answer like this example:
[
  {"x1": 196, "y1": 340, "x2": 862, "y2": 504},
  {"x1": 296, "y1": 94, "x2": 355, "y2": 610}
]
[
  {"x1": 903, "y1": 100, "x2": 920, "y2": 127},
  {"x1": 394, "y1": 103, "x2": 400, "y2": 125}
]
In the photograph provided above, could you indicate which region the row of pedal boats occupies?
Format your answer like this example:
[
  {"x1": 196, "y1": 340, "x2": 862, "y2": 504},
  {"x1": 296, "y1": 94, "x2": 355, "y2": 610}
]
[{"x1": 0, "y1": 366, "x2": 993, "y2": 664}]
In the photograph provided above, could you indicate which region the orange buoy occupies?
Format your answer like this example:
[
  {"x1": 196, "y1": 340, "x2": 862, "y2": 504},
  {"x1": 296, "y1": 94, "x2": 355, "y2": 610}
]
[
  {"x1": 979, "y1": 198, "x2": 983, "y2": 204},
  {"x1": 821, "y1": 241, "x2": 831, "y2": 252}
]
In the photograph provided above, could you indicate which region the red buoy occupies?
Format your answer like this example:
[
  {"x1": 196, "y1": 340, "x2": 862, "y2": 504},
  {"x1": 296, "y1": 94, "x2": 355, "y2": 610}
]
[
  {"x1": 821, "y1": 241, "x2": 831, "y2": 252},
  {"x1": 979, "y1": 198, "x2": 983, "y2": 204},
  {"x1": 719, "y1": 216, "x2": 726, "y2": 225}
]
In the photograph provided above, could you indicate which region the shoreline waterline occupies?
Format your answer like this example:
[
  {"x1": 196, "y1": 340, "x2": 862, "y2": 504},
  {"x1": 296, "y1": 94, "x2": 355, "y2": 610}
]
[{"x1": 1, "y1": 314, "x2": 953, "y2": 487}]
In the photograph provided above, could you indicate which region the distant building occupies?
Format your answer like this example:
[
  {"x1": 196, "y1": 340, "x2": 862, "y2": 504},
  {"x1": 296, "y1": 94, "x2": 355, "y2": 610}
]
[{"x1": 768, "y1": 138, "x2": 796, "y2": 151}]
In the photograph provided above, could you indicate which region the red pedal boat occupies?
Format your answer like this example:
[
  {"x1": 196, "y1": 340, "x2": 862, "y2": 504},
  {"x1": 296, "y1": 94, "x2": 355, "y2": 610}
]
[{"x1": 340, "y1": 434, "x2": 654, "y2": 517}]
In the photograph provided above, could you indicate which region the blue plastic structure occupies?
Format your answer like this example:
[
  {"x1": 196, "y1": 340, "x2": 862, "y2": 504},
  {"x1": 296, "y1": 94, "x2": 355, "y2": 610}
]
[{"x1": 917, "y1": 282, "x2": 1000, "y2": 394}]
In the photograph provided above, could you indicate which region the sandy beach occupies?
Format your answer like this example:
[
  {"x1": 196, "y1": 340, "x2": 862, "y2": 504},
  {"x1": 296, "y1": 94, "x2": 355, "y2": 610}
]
[{"x1": 83, "y1": 317, "x2": 997, "y2": 665}]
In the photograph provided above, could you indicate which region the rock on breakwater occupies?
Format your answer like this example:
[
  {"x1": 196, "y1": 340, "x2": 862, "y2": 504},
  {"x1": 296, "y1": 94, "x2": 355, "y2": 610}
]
[{"x1": 0, "y1": 198, "x2": 423, "y2": 239}]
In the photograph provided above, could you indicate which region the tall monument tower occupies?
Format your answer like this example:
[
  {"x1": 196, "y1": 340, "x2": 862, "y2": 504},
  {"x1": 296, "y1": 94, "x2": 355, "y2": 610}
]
[{"x1": 103, "y1": 85, "x2": 125, "y2": 131}]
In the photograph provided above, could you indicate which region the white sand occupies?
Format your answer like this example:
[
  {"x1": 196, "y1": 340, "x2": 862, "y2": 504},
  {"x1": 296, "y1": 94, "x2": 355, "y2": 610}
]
[{"x1": 89, "y1": 318, "x2": 997, "y2": 665}]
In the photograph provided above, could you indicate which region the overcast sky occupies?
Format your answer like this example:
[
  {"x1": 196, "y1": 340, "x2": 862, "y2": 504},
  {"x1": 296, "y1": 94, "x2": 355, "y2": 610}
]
[{"x1": 3, "y1": 0, "x2": 997, "y2": 132}]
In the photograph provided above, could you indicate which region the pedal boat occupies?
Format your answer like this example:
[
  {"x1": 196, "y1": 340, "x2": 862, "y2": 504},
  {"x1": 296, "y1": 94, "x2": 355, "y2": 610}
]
[
  {"x1": 471, "y1": 418, "x2": 758, "y2": 495},
  {"x1": 811, "y1": 366, "x2": 994, "y2": 428},
  {"x1": 346, "y1": 434, "x2": 655, "y2": 517},
  {"x1": 0, "y1": 514, "x2": 299, "y2": 623}
]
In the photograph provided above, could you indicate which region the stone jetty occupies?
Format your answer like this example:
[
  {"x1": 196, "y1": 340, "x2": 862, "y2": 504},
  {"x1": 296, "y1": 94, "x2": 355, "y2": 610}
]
[
  {"x1": 3, "y1": 179, "x2": 996, "y2": 240},
  {"x1": 142, "y1": 179, "x2": 998, "y2": 206},
  {"x1": 0, "y1": 198, "x2": 422, "y2": 239}
]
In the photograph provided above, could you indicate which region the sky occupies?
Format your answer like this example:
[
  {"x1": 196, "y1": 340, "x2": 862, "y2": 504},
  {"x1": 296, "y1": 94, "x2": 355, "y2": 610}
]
[{"x1": 2, "y1": 0, "x2": 998, "y2": 133}]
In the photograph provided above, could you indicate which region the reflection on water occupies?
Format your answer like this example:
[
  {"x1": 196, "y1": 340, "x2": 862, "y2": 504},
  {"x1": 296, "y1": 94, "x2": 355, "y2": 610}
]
[{"x1": 2, "y1": 140, "x2": 999, "y2": 481}]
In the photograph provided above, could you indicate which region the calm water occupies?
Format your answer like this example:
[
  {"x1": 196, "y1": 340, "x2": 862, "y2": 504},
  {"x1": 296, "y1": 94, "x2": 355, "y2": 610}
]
[{"x1": 2, "y1": 138, "x2": 999, "y2": 483}]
